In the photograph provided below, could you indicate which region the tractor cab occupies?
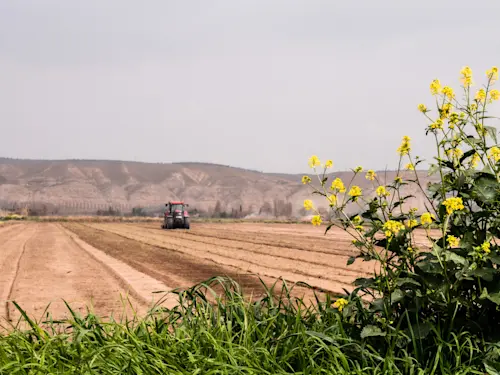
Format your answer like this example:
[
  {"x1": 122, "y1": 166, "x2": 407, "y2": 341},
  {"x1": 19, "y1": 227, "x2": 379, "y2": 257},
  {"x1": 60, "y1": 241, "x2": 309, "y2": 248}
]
[{"x1": 162, "y1": 201, "x2": 190, "y2": 230}]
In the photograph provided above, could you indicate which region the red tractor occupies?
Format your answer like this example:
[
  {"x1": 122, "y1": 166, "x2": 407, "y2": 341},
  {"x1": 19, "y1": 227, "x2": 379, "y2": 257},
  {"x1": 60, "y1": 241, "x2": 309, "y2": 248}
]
[{"x1": 161, "y1": 201, "x2": 190, "y2": 230}]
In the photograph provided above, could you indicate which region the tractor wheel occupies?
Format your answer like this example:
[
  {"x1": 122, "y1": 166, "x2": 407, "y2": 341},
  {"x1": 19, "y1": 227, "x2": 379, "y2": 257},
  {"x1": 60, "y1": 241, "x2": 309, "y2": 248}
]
[
  {"x1": 184, "y1": 217, "x2": 190, "y2": 230},
  {"x1": 166, "y1": 218, "x2": 174, "y2": 229}
]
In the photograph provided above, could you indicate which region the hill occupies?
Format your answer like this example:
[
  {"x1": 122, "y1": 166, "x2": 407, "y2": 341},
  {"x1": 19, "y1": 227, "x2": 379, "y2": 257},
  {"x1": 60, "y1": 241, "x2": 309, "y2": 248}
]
[{"x1": 0, "y1": 158, "x2": 437, "y2": 217}]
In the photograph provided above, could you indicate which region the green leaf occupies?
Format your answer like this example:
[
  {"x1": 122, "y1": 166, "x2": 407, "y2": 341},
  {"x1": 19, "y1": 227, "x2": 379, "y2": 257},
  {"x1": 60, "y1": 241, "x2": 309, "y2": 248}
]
[
  {"x1": 469, "y1": 268, "x2": 497, "y2": 282},
  {"x1": 459, "y1": 149, "x2": 477, "y2": 165},
  {"x1": 396, "y1": 278, "x2": 421, "y2": 287},
  {"x1": 360, "y1": 325, "x2": 386, "y2": 339},
  {"x1": 472, "y1": 175, "x2": 499, "y2": 204},
  {"x1": 489, "y1": 254, "x2": 500, "y2": 265},
  {"x1": 416, "y1": 259, "x2": 443, "y2": 274},
  {"x1": 484, "y1": 362, "x2": 500, "y2": 375},
  {"x1": 485, "y1": 126, "x2": 498, "y2": 144},
  {"x1": 408, "y1": 321, "x2": 432, "y2": 340},
  {"x1": 324, "y1": 223, "x2": 334, "y2": 235},
  {"x1": 390, "y1": 289, "x2": 404, "y2": 304},
  {"x1": 354, "y1": 277, "x2": 375, "y2": 287},
  {"x1": 480, "y1": 288, "x2": 500, "y2": 305},
  {"x1": 443, "y1": 250, "x2": 467, "y2": 265},
  {"x1": 369, "y1": 298, "x2": 385, "y2": 312},
  {"x1": 466, "y1": 135, "x2": 483, "y2": 145},
  {"x1": 347, "y1": 256, "x2": 356, "y2": 266},
  {"x1": 482, "y1": 163, "x2": 496, "y2": 176},
  {"x1": 428, "y1": 164, "x2": 440, "y2": 176},
  {"x1": 428, "y1": 183, "x2": 441, "y2": 194}
]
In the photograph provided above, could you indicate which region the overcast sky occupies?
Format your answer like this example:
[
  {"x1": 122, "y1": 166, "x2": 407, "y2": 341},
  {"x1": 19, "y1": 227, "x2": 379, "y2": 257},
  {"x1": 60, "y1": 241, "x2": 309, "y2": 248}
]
[{"x1": 1, "y1": 0, "x2": 500, "y2": 174}]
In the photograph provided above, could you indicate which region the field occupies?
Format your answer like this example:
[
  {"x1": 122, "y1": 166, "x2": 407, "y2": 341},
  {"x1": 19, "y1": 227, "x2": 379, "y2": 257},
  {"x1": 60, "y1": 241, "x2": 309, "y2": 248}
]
[{"x1": 0, "y1": 220, "x2": 402, "y2": 327}]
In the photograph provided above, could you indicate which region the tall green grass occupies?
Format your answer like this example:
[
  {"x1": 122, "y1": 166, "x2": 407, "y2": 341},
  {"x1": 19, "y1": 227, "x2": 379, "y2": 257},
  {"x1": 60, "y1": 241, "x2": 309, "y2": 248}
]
[{"x1": 0, "y1": 277, "x2": 494, "y2": 374}]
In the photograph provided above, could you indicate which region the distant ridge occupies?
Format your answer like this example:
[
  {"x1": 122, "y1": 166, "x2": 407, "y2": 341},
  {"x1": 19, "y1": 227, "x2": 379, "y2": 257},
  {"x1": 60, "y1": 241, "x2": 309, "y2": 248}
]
[{"x1": 0, "y1": 158, "x2": 436, "y2": 216}]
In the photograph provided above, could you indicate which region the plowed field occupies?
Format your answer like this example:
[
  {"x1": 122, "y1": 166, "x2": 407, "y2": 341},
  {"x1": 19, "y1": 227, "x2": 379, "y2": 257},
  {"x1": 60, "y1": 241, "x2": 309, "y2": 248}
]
[{"x1": 1, "y1": 221, "x2": 428, "y2": 328}]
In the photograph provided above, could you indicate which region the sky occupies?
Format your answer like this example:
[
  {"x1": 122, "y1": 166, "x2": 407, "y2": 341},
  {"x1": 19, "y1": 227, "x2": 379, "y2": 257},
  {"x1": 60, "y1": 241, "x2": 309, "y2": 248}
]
[{"x1": 1, "y1": 0, "x2": 500, "y2": 174}]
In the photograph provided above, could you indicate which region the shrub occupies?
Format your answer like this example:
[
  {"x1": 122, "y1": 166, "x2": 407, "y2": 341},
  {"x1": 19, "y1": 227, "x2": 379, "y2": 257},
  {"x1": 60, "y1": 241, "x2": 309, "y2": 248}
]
[
  {"x1": 303, "y1": 65, "x2": 500, "y2": 371},
  {"x1": 2, "y1": 214, "x2": 25, "y2": 221}
]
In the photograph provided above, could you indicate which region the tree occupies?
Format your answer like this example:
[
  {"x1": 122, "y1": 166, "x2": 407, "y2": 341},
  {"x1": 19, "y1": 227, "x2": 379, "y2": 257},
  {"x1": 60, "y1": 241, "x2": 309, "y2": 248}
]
[
  {"x1": 132, "y1": 207, "x2": 146, "y2": 216},
  {"x1": 259, "y1": 201, "x2": 273, "y2": 215},
  {"x1": 213, "y1": 200, "x2": 222, "y2": 218}
]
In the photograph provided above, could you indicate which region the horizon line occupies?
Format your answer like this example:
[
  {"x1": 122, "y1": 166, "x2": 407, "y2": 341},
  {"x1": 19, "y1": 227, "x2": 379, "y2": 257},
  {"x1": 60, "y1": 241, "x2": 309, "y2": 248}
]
[{"x1": 0, "y1": 156, "x2": 427, "y2": 175}]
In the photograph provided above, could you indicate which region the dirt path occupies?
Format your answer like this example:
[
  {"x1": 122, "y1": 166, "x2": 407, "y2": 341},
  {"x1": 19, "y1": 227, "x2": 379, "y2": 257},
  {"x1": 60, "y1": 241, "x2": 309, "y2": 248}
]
[
  {"x1": 86, "y1": 223, "x2": 361, "y2": 296},
  {"x1": 1, "y1": 223, "x2": 168, "y2": 327},
  {"x1": 0, "y1": 223, "x2": 37, "y2": 323},
  {"x1": 63, "y1": 223, "x2": 321, "y2": 303}
]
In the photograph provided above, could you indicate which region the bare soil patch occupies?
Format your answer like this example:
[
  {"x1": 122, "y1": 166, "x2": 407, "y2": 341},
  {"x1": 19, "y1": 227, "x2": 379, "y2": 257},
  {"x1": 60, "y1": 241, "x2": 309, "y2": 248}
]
[{"x1": 1, "y1": 223, "x2": 149, "y2": 327}]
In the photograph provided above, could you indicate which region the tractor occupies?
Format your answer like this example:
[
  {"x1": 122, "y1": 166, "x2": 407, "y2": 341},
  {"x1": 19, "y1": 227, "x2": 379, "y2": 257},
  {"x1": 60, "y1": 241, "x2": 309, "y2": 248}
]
[{"x1": 161, "y1": 201, "x2": 190, "y2": 230}]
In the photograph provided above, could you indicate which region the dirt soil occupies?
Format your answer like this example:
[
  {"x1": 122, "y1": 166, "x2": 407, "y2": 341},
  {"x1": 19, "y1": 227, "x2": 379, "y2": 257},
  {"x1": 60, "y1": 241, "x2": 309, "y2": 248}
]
[
  {"x1": 81, "y1": 222, "x2": 378, "y2": 296},
  {"x1": 63, "y1": 223, "x2": 322, "y2": 303},
  {"x1": 0, "y1": 223, "x2": 163, "y2": 328},
  {"x1": 1, "y1": 221, "x2": 434, "y2": 330}
]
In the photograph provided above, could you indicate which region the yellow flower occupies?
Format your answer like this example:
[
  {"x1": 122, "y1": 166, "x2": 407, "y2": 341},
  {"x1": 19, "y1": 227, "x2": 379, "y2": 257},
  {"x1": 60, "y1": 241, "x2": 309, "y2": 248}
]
[
  {"x1": 352, "y1": 215, "x2": 362, "y2": 224},
  {"x1": 430, "y1": 118, "x2": 444, "y2": 130},
  {"x1": 418, "y1": 104, "x2": 427, "y2": 112},
  {"x1": 376, "y1": 185, "x2": 390, "y2": 197},
  {"x1": 365, "y1": 170, "x2": 376, "y2": 181},
  {"x1": 383, "y1": 220, "x2": 405, "y2": 237},
  {"x1": 475, "y1": 88, "x2": 486, "y2": 103},
  {"x1": 348, "y1": 185, "x2": 362, "y2": 198},
  {"x1": 430, "y1": 79, "x2": 441, "y2": 95},
  {"x1": 308, "y1": 155, "x2": 321, "y2": 168},
  {"x1": 407, "y1": 219, "x2": 418, "y2": 229},
  {"x1": 442, "y1": 86, "x2": 455, "y2": 100},
  {"x1": 303, "y1": 199, "x2": 314, "y2": 211},
  {"x1": 394, "y1": 176, "x2": 403, "y2": 184},
  {"x1": 440, "y1": 103, "x2": 452, "y2": 119},
  {"x1": 301, "y1": 175, "x2": 311, "y2": 184},
  {"x1": 488, "y1": 146, "x2": 500, "y2": 162},
  {"x1": 405, "y1": 163, "x2": 415, "y2": 171},
  {"x1": 447, "y1": 235, "x2": 460, "y2": 248},
  {"x1": 420, "y1": 212, "x2": 434, "y2": 226},
  {"x1": 397, "y1": 136, "x2": 411, "y2": 156},
  {"x1": 330, "y1": 178, "x2": 346, "y2": 193},
  {"x1": 333, "y1": 298, "x2": 348, "y2": 312},
  {"x1": 470, "y1": 103, "x2": 478, "y2": 112},
  {"x1": 471, "y1": 152, "x2": 481, "y2": 168},
  {"x1": 446, "y1": 148, "x2": 463, "y2": 159},
  {"x1": 486, "y1": 66, "x2": 498, "y2": 83},
  {"x1": 311, "y1": 215, "x2": 322, "y2": 226},
  {"x1": 442, "y1": 197, "x2": 465, "y2": 215},
  {"x1": 324, "y1": 160, "x2": 333, "y2": 168},
  {"x1": 449, "y1": 112, "x2": 459, "y2": 127},
  {"x1": 354, "y1": 166, "x2": 363, "y2": 173},
  {"x1": 460, "y1": 66, "x2": 473, "y2": 87},
  {"x1": 481, "y1": 241, "x2": 491, "y2": 254},
  {"x1": 327, "y1": 194, "x2": 337, "y2": 206},
  {"x1": 490, "y1": 89, "x2": 500, "y2": 101}
]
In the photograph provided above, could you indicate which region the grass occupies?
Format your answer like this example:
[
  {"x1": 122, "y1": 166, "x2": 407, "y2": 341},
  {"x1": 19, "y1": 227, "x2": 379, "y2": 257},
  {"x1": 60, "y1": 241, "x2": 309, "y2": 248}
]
[{"x1": 0, "y1": 277, "x2": 493, "y2": 374}]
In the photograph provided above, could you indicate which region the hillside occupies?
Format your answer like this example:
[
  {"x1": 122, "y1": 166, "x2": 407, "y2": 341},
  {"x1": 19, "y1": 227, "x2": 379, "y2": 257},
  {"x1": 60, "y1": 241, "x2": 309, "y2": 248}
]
[{"x1": 0, "y1": 158, "x2": 438, "y2": 217}]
